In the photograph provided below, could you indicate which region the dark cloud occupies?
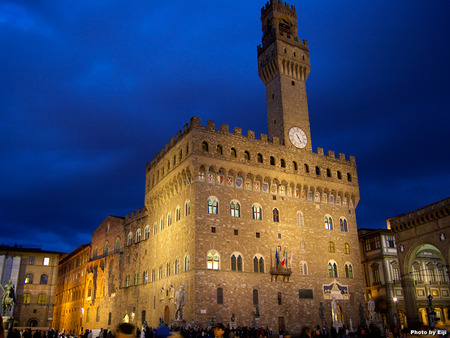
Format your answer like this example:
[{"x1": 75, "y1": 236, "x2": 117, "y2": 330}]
[{"x1": 1, "y1": 1, "x2": 449, "y2": 252}]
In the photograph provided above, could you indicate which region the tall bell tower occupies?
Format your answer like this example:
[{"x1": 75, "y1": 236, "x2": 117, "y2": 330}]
[{"x1": 257, "y1": 0, "x2": 311, "y2": 151}]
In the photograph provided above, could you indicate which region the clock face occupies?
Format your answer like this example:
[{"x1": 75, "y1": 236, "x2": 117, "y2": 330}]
[{"x1": 288, "y1": 127, "x2": 308, "y2": 149}]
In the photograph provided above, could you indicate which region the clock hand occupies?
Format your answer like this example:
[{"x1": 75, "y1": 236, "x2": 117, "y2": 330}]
[{"x1": 297, "y1": 135, "x2": 302, "y2": 142}]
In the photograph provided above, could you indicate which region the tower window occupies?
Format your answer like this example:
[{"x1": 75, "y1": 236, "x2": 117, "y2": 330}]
[
  {"x1": 270, "y1": 156, "x2": 275, "y2": 165},
  {"x1": 283, "y1": 48, "x2": 287, "y2": 53},
  {"x1": 231, "y1": 147, "x2": 237, "y2": 157},
  {"x1": 292, "y1": 81, "x2": 295, "y2": 86},
  {"x1": 202, "y1": 141, "x2": 208, "y2": 152},
  {"x1": 234, "y1": 230, "x2": 238, "y2": 236},
  {"x1": 304, "y1": 164, "x2": 309, "y2": 173},
  {"x1": 211, "y1": 227, "x2": 216, "y2": 233},
  {"x1": 337, "y1": 171, "x2": 342, "y2": 179},
  {"x1": 280, "y1": 159, "x2": 286, "y2": 168},
  {"x1": 257, "y1": 153, "x2": 263, "y2": 163},
  {"x1": 293, "y1": 51, "x2": 296, "y2": 57},
  {"x1": 327, "y1": 168, "x2": 331, "y2": 177},
  {"x1": 315, "y1": 166, "x2": 321, "y2": 175},
  {"x1": 217, "y1": 145, "x2": 223, "y2": 155},
  {"x1": 293, "y1": 161, "x2": 298, "y2": 171},
  {"x1": 272, "y1": 94, "x2": 275, "y2": 99},
  {"x1": 244, "y1": 151, "x2": 250, "y2": 161},
  {"x1": 347, "y1": 173, "x2": 352, "y2": 182}
]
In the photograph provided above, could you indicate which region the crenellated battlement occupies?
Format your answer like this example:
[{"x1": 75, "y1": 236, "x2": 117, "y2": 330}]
[
  {"x1": 147, "y1": 116, "x2": 356, "y2": 170},
  {"x1": 125, "y1": 206, "x2": 146, "y2": 220},
  {"x1": 261, "y1": 1, "x2": 296, "y2": 19}
]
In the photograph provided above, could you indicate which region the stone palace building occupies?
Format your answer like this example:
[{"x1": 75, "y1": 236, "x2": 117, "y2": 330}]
[{"x1": 53, "y1": 1, "x2": 365, "y2": 334}]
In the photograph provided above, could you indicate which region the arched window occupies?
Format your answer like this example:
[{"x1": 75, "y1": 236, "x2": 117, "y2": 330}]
[
  {"x1": 315, "y1": 166, "x2": 321, "y2": 175},
  {"x1": 93, "y1": 247, "x2": 98, "y2": 258},
  {"x1": 337, "y1": 171, "x2": 342, "y2": 179},
  {"x1": 304, "y1": 164, "x2": 310, "y2": 173},
  {"x1": 344, "y1": 243, "x2": 350, "y2": 254},
  {"x1": 174, "y1": 260, "x2": 180, "y2": 274},
  {"x1": 144, "y1": 226, "x2": 150, "y2": 240},
  {"x1": 244, "y1": 151, "x2": 250, "y2": 160},
  {"x1": 185, "y1": 200, "x2": 191, "y2": 216},
  {"x1": 300, "y1": 262, "x2": 308, "y2": 275},
  {"x1": 257, "y1": 153, "x2": 263, "y2": 163},
  {"x1": 230, "y1": 201, "x2": 240, "y2": 217},
  {"x1": 37, "y1": 293, "x2": 46, "y2": 304},
  {"x1": 231, "y1": 148, "x2": 237, "y2": 157},
  {"x1": 297, "y1": 211, "x2": 304, "y2": 226},
  {"x1": 87, "y1": 280, "x2": 93, "y2": 298},
  {"x1": 207, "y1": 251, "x2": 220, "y2": 270},
  {"x1": 143, "y1": 271, "x2": 148, "y2": 284},
  {"x1": 25, "y1": 273, "x2": 33, "y2": 284},
  {"x1": 293, "y1": 161, "x2": 298, "y2": 170},
  {"x1": 325, "y1": 215, "x2": 333, "y2": 230},
  {"x1": 125, "y1": 275, "x2": 131, "y2": 287},
  {"x1": 217, "y1": 145, "x2": 223, "y2": 155},
  {"x1": 114, "y1": 238, "x2": 120, "y2": 253},
  {"x1": 175, "y1": 207, "x2": 181, "y2": 222},
  {"x1": 340, "y1": 218, "x2": 348, "y2": 232},
  {"x1": 231, "y1": 254, "x2": 243, "y2": 272},
  {"x1": 327, "y1": 168, "x2": 331, "y2": 177},
  {"x1": 40, "y1": 274, "x2": 48, "y2": 285},
  {"x1": 103, "y1": 242, "x2": 109, "y2": 255},
  {"x1": 202, "y1": 141, "x2": 208, "y2": 152},
  {"x1": 96, "y1": 306, "x2": 101, "y2": 322},
  {"x1": 167, "y1": 213, "x2": 172, "y2": 226},
  {"x1": 127, "y1": 232, "x2": 133, "y2": 245},
  {"x1": 300, "y1": 240, "x2": 306, "y2": 250},
  {"x1": 23, "y1": 293, "x2": 31, "y2": 304},
  {"x1": 136, "y1": 229, "x2": 142, "y2": 243},
  {"x1": 184, "y1": 255, "x2": 190, "y2": 271},
  {"x1": 253, "y1": 256, "x2": 264, "y2": 273},
  {"x1": 347, "y1": 173, "x2": 352, "y2": 182},
  {"x1": 134, "y1": 272, "x2": 139, "y2": 285},
  {"x1": 252, "y1": 204, "x2": 262, "y2": 220},
  {"x1": 328, "y1": 241, "x2": 335, "y2": 253},
  {"x1": 270, "y1": 156, "x2": 275, "y2": 165},
  {"x1": 273, "y1": 208, "x2": 280, "y2": 222},
  {"x1": 217, "y1": 288, "x2": 223, "y2": 304},
  {"x1": 280, "y1": 159, "x2": 286, "y2": 168},
  {"x1": 328, "y1": 262, "x2": 338, "y2": 277},
  {"x1": 345, "y1": 264, "x2": 353, "y2": 278},
  {"x1": 207, "y1": 196, "x2": 219, "y2": 214}
]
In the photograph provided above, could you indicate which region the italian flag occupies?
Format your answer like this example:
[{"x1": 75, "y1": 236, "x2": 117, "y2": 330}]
[{"x1": 281, "y1": 250, "x2": 286, "y2": 267}]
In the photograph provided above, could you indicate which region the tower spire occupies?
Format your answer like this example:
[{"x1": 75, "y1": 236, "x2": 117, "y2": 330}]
[{"x1": 257, "y1": 0, "x2": 312, "y2": 150}]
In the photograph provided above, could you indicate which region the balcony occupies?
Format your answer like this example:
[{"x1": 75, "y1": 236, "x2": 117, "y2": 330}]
[{"x1": 269, "y1": 267, "x2": 292, "y2": 282}]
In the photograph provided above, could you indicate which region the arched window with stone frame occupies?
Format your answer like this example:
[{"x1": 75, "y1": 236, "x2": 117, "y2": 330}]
[
  {"x1": 328, "y1": 261, "x2": 338, "y2": 277},
  {"x1": 273, "y1": 208, "x2": 280, "y2": 222},
  {"x1": 300, "y1": 261, "x2": 308, "y2": 276},
  {"x1": 230, "y1": 200, "x2": 241, "y2": 217},
  {"x1": 297, "y1": 211, "x2": 304, "y2": 226},
  {"x1": 253, "y1": 255, "x2": 264, "y2": 273},
  {"x1": 175, "y1": 206, "x2": 181, "y2": 222},
  {"x1": 207, "y1": 250, "x2": 220, "y2": 270},
  {"x1": 340, "y1": 217, "x2": 348, "y2": 232},
  {"x1": 23, "y1": 293, "x2": 31, "y2": 304},
  {"x1": 114, "y1": 237, "x2": 120, "y2": 253},
  {"x1": 345, "y1": 263, "x2": 353, "y2": 278},
  {"x1": 184, "y1": 255, "x2": 190, "y2": 271},
  {"x1": 127, "y1": 232, "x2": 133, "y2": 246},
  {"x1": 231, "y1": 252, "x2": 243, "y2": 272},
  {"x1": 40, "y1": 274, "x2": 48, "y2": 285},
  {"x1": 185, "y1": 200, "x2": 191, "y2": 216},
  {"x1": 202, "y1": 141, "x2": 208, "y2": 152},
  {"x1": 144, "y1": 225, "x2": 150, "y2": 240},
  {"x1": 207, "y1": 196, "x2": 219, "y2": 214},
  {"x1": 328, "y1": 241, "x2": 335, "y2": 253},
  {"x1": 324, "y1": 215, "x2": 333, "y2": 230},
  {"x1": 344, "y1": 243, "x2": 350, "y2": 254},
  {"x1": 135, "y1": 229, "x2": 142, "y2": 243},
  {"x1": 252, "y1": 203, "x2": 262, "y2": 220}
]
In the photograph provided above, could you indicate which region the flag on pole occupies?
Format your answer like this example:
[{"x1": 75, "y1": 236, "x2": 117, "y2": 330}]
[
  {"x1": 281, "y1": 250, "x2": 286, "y2": 267},
  {"x1": 275, "y1": 248, "x2": 279, "y2": 267}
]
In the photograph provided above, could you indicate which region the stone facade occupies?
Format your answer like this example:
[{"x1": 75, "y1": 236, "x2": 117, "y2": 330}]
[
  {"x1": 53, "y1": 1, "x2": 366, "y2": 334},
  {"x1": 387, "y1": 197, "x2": 450, "y2": 329},
  {"x1": 0, "y1": 246, "x2": 62, "y2": 329}
]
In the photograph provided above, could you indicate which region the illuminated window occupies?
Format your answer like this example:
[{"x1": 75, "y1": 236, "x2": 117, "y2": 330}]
[
  {"x1": 96, "y1": 307, "x2": 101, "y2": 322},
  {"x1": 230, "y1": 201, "x2": 240, "y2": 217},
  {"x1": 167, "y1": 213, "x2": 172, "y2": 226},
  {"x1": 345, "y1": 264, "x2": 353, "y2": 278},
  {"x1": 151, "y1": 270, "x2": 155, "y2": 282},
  {"x1": 252, "y1": 204, "x2": 262, "y2": 220},
  {"x1": 144, "y1": 226, "x2": 150, "y2": 240},
  {"x1": 344, "y1": 243, "x2": 350, "y2": 254},
  {"x1": 158, "y1": 267, "x2": 163, "y2": 279},
  {"x1": 153, "y1": 222, "x2": 157, "y2": 235},
  {"x1": 25, "y1": 273, "x2": 33, "y2": 284},
  {"x1": 325, "y1": 215, "x2": 333, "y2": 230},
  {"x1": 87, "y1": 280, "x2": 93, "y2": 297},
  {"x1": 160, "y1": 218, "x2": 164, "y2": 231},
  {"x1": 207, "y1": 251, "x2": 220, "y2": 270},
  {"x1": 174, "y1": 260, "x2": 180, "y2": 274},
  {"x1": 37, "y1": 293, "x2": 46, "y2": 304},
  {"x1": 103, "y1": 242, "x2": 109, "y2": 255},
  {"x1": 134, "y1": 273, "x2": 139, "y2": 286},
  {"x1": 23, "y1": 293, "x2": 31, "y2": 304},
  {"x1": 328, "y1": 242, "x2": 335, "y2": 253},
  {"x1": 328, "y1": 262, "x2": 338, "y2": 277},
  {"x1": 43, "y1": 257, "x2": 50, "y2": 266},
  {"x1": 29, "y1": 257, "x2": 34, "y2": 265},
  {"x1": 184, "y1": 255, "x2": 190, "y2": 271},
  {"x1": 93, "y1": 248, "x2": 98, "y2": 258},
  {"x1": 143, "y1": 271, "x2": 148, "y2": 284},
  {"x1": 207, "y1": 197, "x2": 219, "y2": 214},
  {"x1": 125, "y1": 275, "x2": 130, "y2": 287},
  {"x1": 86, "y1": 308, "x2": 90, "y2": 323}
]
